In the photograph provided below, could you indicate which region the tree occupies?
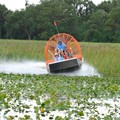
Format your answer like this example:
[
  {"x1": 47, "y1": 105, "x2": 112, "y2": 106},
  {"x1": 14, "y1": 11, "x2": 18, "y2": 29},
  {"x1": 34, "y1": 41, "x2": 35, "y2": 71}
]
[
  {"x1": 98, "y1": 1, "x2": 113, "y2": 13},
  {"x1": 105, "y1": 7, "x2": 120, "y2": 42},
  {"x1": 21, "y1": 5, "x2": 37, "y2": 40},
  {"x1": 83, "y1": 9, "x2": 108, "y2": 42},
  {"x1": 4, "y1": 10, "x2": 14, "y2": 39},
  {"x1": 4, "y1": 10, "x2": 27, "y2": 39},
  {"x1": 2, "y1": 0, "x2": 120, "y2": 42},
  {"x1": 0, "y1": 4, "x2": 8, "y2": 38}
]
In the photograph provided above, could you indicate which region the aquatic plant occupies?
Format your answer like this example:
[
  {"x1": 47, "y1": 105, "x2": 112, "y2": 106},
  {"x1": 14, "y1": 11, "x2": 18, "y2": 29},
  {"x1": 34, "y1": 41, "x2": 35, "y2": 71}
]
[{"x1": 0, "y1": 73, "x2": 120, "y2": 119}]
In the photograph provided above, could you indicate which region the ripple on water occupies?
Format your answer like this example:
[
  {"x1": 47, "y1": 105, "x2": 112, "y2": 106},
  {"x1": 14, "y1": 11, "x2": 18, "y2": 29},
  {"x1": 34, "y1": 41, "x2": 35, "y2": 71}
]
[{"x1": 0, "y1": 60, "x2": 100, "y2": 76}]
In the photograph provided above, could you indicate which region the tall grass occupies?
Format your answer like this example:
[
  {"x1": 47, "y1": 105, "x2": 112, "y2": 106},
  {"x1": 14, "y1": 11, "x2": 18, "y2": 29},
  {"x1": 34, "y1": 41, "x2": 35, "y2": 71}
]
[
  {"x1": 0, "y1": 40, "x2": 120, "y2": 77},
  {"x1": 81, "y1": 42, "x2": 120, "y2": 77},
  {"x1": 0, "y1": 40, "x2": 46, "y2": 61}
]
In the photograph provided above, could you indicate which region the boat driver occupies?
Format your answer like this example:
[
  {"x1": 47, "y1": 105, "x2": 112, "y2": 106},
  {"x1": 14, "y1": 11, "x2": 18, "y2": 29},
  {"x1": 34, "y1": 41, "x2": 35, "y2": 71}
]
[{"x1": 56, "y1": 40, "x2": 66, "y2": 52}]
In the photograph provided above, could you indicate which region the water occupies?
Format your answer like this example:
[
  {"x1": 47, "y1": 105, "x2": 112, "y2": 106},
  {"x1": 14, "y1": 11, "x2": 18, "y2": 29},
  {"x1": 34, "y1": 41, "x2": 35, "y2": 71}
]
[
  {"x1": 0, "y1": 61, "x2": 47, "y2": 75},
  {"x1": 0, "y1": 60, "x2": 100, "y2": 76}
]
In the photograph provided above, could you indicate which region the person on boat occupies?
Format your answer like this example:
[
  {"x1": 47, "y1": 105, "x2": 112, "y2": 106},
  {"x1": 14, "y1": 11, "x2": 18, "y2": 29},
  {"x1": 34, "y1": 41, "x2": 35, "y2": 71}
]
[
  {"x1": 58, "y1": 50, "x2": 64, "y2": 61},
  {"x1": 63, "y1": 50, "x2": 68, "y2": 59},
  {"x1": 56, "y1": 40, "x2": 66, "y2": 51},
  {"x1": 56, "y1": 41, "x2": 67, "y2": 59},
  {"x1": 67, "y1": 48, "x2": 73, "y2": 58},
  {"x1": 48, "y1": 50, "x2": 64, "y2": 61},
  {"x1": 54, "y1": 52, "x2": 60, "y2": 61}
]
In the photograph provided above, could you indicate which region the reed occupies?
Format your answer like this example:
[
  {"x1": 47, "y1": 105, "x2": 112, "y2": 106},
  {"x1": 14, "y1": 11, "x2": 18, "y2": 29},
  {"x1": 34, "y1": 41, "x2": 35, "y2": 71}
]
[
  {"x1": 0, "y1": 40, "x2": 120, "y2": 77},
  {"x1": 0, "y1": 40, "x2": 46, "y2": 61},
  {"x1": 81, "y1": 42, "x2": 120, "y2": 77}
]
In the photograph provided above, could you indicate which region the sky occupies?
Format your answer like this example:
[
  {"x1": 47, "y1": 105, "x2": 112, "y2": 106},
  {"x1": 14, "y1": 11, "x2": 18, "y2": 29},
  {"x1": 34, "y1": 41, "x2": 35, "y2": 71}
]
[{"x1": 0, "y1": 0, "x2": 107, "y2": 11}]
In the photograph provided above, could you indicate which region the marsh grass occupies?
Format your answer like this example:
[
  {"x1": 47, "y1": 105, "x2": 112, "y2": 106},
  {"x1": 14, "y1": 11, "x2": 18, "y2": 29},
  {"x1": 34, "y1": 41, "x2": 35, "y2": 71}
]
[
  {"x1": 0, "y1": 40, "x2": 120, "y2": 119},
  {"x1": 81, "y1": 42, "x2": 120, "y2": 77},
  {"x1": 0, "y1": 40, "x2": 46, "y2": 61},
  {"x1": 0, "y1": 40, "x2": 120, "y2": 77}
]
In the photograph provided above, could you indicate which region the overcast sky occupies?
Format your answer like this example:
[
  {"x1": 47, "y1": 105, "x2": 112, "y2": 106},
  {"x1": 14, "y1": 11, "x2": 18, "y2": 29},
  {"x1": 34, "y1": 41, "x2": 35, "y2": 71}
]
[{"x1": 0, "y1": 0, "x2": 108, "y2": 11}]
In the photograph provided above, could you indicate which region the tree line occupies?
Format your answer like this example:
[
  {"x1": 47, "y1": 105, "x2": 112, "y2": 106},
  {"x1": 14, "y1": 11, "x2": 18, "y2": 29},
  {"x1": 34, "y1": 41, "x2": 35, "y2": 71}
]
[{"x1": 0, "y1": 0, "x2": 120, "y2": 42}]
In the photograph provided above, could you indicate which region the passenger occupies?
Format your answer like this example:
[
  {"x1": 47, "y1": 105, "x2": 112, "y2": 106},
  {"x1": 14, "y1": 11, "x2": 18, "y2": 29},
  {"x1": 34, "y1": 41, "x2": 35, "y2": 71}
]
[
  {"x1": 66, "y1": 48, "x2": 73, "y2": 58},
  {"x1": 56, "y1": 41, "x2": 66, "y2": 51},
  {"x1": 54, "y1": 52, "x2": 59, "y2": 61},
  {"x1": 48, "y1": 50, "x2": 64, "y2": 62},
  {"x1": 49, "y1": 50, "x2": 58, "y2": 61},
  {"x1": 68, "y1": 51, "x2": 73, "y2": 58},
  {"x1": 63, "y1": 50, "x2": 68, "y2": 59},
  {"x1": 59, "y1": 51, "x2": 64, "y2": 61}
]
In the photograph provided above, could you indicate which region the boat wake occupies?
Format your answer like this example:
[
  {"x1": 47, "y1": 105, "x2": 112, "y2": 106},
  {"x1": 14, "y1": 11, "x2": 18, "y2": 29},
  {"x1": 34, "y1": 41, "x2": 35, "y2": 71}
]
[
  {"x1": 0, "y1": 61, "x2": 47, "y2": 75},
  {"x1": 0, "y1": 60, "x2": 100, "y2": 77}
]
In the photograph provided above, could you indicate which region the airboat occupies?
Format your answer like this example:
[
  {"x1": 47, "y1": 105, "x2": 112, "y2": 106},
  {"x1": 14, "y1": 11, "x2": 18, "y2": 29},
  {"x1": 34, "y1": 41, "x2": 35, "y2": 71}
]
[{"x1": 44, "y1": 33, "x2": 82, "y2": 73}]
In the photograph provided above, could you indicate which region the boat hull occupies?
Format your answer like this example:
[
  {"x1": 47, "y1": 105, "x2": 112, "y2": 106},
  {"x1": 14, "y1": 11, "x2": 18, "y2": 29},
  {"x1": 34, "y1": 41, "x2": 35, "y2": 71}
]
[{"x1": 47, "y1": 58, "x2": 82, "y2": 73}]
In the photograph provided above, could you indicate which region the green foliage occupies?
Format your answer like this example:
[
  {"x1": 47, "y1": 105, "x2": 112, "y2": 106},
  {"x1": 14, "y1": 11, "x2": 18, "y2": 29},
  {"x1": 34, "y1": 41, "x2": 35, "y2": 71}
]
[
  {"x1": 0, "y1": 73, "x2": 120, "y2": 119},
  {"x1": 0, "y1": 40, "x2": 120, "y2": 77},
  {"x1": 55, "y1": 116, "x2": 63, "y2": 120},
  {"x1": 0, "y1": 92, "x2": 6, "y2": 101},
  {"x1": 81, "y1": 42, "x2": 120, "y2": 77},
  {"x1": 78, "y1": 111, "x2": 84, "y2": 116},
  {"x1": 0, "y1": 4, "x2": 8, "y2": 38},
  {"x1": 0, "y1": 0, "x2": 120, "y2": 42},
  {"x1": 0, "y1": 40, "x2": 46, "y2": 61}
]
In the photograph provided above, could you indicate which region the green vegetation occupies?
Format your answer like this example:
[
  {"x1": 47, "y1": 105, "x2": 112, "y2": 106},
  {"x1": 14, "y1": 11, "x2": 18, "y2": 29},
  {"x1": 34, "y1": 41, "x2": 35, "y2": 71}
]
[
  {"x1": 0, "y1": 0, "x2": 120, "y2": 119},
  {"x1": 81, "y1": 42, "x2": 120, "y2": 77},
  {"x1": 0, "y1": 0, "x2": 120, "y2": 42},
  {"x1": 0, "y1": 40, "x2": 120, "y2": 119},
  {"x1": 0, "y1": 40, "x2": 46, "y2": 61},
  {"x1": 0, "y1": 73, "x2": 120, "y2": 119},
  {"x1": 0, "y1": 40, "x2": 120, "y2": 77}
]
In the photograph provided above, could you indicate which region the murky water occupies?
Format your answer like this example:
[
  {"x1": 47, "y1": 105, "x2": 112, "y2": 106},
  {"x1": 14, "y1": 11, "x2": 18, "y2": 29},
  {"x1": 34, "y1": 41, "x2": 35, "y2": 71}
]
[{"x1": 0, "y1": 60, "x2": 100, "y2": 76}]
